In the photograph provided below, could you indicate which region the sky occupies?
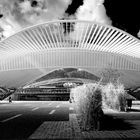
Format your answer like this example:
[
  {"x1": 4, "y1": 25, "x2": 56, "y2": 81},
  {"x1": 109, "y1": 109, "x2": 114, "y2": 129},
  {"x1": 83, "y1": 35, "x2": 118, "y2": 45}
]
[{"x1": 0, "y1": 0, "x2": 140, "y2": 40}]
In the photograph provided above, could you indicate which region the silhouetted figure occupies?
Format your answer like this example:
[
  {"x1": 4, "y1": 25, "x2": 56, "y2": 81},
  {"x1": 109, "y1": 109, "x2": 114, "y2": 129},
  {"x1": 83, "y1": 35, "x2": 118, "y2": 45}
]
[
  {"x1": 69, "y1": 97, "x2": 74, "y2": 103},
  {"x1": 9, "y1": 96, "x2": 12, "y2": 103},
  {"x1": 127, "y1": 99, "x2": 132, "y2": 109}
]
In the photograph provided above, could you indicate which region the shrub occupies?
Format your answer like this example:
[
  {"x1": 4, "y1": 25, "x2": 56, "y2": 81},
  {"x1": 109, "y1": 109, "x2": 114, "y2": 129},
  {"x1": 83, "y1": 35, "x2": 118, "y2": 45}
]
[
  {"x1": 102, "y1": 82, "x2": 126, "y2": 111},
  {"x1": 70, "y1": 81, "x2": 126, "y2": 131},
  {"x1": 70, "y1": 83, "x2": 103, "y2": 130}
]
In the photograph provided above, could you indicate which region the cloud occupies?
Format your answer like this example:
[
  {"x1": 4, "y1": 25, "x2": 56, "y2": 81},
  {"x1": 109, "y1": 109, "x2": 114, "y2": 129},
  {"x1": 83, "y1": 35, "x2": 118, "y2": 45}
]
[
  {"x1": 0, "y1": 19, "x2": 16, "y2": 37},
  {"x1": 0, "y1": 0, "x2": 21, "y2": 38},
  {"x1": 67, "y1": 0, "x2": 112, "y2": 42},
  {"x1": 0, "y1": 0, "x2": 72, "y2": 38},
  {"x1": 76, "y1": 0, "x2": 111, "y2": 25},
  {"x1": 137, "y1": 30, "x2": 140, "y2": 39},
  {"x1": 16, "y1": 0, "x2": 70, "y2": 24}
]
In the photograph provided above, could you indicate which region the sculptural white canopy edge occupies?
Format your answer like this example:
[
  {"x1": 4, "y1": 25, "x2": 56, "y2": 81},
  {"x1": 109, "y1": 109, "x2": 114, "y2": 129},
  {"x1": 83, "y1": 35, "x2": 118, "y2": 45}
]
[{"x1": 0, "y1": 20, "x2": 140, "y2": 88}]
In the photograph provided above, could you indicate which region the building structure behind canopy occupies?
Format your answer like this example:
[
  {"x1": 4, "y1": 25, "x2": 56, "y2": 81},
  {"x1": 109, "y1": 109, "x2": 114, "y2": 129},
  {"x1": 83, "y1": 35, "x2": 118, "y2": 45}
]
[{"x1": 0, "y1": 20, "x2": 140, "y2": 90}]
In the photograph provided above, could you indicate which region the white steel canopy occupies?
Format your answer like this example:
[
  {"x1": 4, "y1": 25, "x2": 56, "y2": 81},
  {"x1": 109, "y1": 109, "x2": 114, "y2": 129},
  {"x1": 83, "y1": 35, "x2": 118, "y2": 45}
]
[{"x1": 0, "y1": 20, "x2": 140, "y2": 88}]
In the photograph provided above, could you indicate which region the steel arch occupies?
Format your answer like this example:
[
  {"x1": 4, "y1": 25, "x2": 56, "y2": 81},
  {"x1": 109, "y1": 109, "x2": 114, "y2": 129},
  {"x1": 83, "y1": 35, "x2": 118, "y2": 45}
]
[{"x1": 0, "y1": 20, "x2": 140, "y2": 88}]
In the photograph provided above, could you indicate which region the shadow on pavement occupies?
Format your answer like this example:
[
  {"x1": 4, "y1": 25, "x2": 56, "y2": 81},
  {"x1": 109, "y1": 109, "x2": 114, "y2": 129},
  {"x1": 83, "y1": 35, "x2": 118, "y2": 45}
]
[
  {"x1": 0, "y1": 102, "x2": 10, "y2": 105},
  {"x1": 100, "y1": 114, "x2": 135, "y2": 131},
  {"x1": 127, "y1": 108, "x2": 140, "y2": 112}
]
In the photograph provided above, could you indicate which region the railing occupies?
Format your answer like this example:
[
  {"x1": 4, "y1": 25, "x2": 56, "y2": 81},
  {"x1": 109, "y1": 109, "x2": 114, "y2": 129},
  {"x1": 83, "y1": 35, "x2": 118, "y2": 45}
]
[{"x1": 15, "y1": 88, "x2": 70, "y2": 95}]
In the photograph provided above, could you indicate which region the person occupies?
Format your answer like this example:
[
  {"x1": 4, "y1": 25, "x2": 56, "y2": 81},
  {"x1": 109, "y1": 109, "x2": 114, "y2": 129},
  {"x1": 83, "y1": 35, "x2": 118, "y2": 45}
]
[
  {"x1": 127, "y1": 99, "x2": 132, "y2": 109},
  {"x1": 9, "y1": 96, "x2": 12, "y2": 103},
  {"x1": 69, "y1": 97, "x2": 74, "y2": 103}
]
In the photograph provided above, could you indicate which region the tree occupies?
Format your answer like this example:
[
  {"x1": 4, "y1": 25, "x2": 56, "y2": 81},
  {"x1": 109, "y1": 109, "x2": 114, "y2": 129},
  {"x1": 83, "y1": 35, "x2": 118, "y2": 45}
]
[{"x1": 100, "y1": 64, "x2": 122, "y2": 84}]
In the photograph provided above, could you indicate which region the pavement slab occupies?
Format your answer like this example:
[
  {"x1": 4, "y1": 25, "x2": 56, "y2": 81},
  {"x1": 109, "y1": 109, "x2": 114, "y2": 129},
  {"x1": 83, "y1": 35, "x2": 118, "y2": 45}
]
[
  {"x1": 29, "y1": 113, "x2": 140, "y2": 139},
  {"x1": 28, "y1": 102, "x2": 140, "y2": 139}
]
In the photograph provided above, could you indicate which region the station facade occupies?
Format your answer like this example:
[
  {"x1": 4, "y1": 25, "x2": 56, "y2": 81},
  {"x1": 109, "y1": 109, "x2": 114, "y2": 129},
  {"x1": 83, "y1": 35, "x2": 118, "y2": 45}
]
[{"x1": 0, "y1": 20, "x2": 140, "y2": 89}]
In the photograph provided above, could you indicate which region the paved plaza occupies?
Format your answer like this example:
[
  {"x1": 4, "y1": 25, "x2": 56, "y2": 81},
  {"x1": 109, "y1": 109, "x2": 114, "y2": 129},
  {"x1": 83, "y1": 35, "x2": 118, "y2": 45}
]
[
  {"x1": 30, "y1": 107, "x2": 140, "y2": 139},
  {"x1": 0, "y1": 100, "x2": 140, "y2": 139}
]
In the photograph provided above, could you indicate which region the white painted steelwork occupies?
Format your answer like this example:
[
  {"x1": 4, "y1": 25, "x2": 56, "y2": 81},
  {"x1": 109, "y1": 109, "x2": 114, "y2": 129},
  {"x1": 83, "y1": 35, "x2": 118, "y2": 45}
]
[{"x1": 0, "y1": 20, "x2": 140, "y2": 88}]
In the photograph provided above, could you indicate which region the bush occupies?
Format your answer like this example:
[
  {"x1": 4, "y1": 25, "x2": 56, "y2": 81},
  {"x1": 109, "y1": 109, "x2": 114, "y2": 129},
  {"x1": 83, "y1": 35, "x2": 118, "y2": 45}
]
[
  {"x1": 102, "y1": 82, "x2": 126, "y2": 111},
  {"x1": 70, "y1": 82, "x2": 126, "y2": 131},
  {"x1": 70, "y1": 83, "x2": 103, "y2": 130}
]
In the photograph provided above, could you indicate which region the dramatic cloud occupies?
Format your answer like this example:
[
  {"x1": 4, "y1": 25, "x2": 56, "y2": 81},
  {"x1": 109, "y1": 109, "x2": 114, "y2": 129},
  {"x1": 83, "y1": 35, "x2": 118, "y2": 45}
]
[
  {"x1": 68, "y1": 0, "x2": 111, "y2": 41},
  {"x1": 16, "y1": 0, "x2": 71, "y2": 25},
  {"x1": 0, "y1": 0, "x2": 139, "y2": 40},
  {"x1": 137, "y1": 31, "x2": 140, "y2": 39},
  {"x1": 0, "y1": 0, "x2": 71, "y2": 38},
  {"x1": 76, "y1": 0, "x2": 111, "y2": 25}
]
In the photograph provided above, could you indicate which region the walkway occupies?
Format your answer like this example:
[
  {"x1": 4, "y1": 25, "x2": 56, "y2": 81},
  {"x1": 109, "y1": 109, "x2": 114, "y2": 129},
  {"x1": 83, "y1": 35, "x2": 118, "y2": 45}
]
[
  {"x1": 29, "y1": 101, "x2": 140, "y2": 139},
  {"x1": 0, "y1": 100, "x2": 140, "y2": 139}
]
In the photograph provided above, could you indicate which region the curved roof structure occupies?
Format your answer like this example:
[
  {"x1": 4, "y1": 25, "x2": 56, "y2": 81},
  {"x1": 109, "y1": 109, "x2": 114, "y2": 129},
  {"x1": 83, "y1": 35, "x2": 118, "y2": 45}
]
[{"x1": 0, "y1": 20, "x2": 140, "y2": 88}]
